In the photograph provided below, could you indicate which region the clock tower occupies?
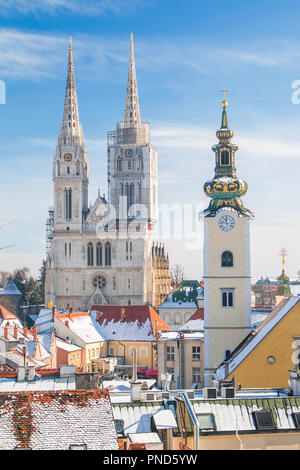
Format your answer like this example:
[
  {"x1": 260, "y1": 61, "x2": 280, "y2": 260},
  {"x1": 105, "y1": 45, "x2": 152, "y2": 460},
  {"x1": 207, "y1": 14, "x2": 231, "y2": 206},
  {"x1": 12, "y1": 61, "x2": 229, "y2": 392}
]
[{"x1": 203, "y1": 94, "x2": 253, "y2": 386}]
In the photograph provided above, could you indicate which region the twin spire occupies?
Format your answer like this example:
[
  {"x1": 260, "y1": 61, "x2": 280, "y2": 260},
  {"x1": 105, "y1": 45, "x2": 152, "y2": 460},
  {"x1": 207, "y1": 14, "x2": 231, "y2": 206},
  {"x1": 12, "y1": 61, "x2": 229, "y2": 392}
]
[
  {"x1": 61, "y1": 34, "x2": 141, "y2": 136},
  {"x1": 124, "y1": 33, "x2": 141, "y2": 128},
  {"x1": 60, "y1": 37, "x2": 82, "y2": 141}
]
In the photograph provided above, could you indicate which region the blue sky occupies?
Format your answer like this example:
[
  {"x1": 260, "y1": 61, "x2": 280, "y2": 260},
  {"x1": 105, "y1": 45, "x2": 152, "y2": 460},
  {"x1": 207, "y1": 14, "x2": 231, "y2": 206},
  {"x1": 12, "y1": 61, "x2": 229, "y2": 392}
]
[{"x1": 0, "y1": 0, "x2": 300, "y2": 281}]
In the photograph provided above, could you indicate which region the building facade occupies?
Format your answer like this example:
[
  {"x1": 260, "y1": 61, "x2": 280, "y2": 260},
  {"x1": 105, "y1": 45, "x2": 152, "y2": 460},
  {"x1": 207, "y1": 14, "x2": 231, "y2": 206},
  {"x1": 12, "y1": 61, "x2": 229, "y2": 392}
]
[
  {"x1": 202, "y1": 96, "x2": 253, "y2": 385},
  {"x1": 45, "y1": 35, "x2": 169, "y2": 311}
]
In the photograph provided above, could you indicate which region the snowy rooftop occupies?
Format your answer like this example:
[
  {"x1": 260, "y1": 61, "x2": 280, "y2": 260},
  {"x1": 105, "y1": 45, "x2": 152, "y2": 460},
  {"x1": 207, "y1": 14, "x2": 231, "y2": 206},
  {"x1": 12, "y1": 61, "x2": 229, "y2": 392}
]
[
  {"x1": 0, "y1": 277, "x2": 21, "y2": 296},
  {"x1": 0, "y1": 389, "x2": 118, "y2": 450},
  {"x1": 57, "y1": 312, "x2": 106, "y2": 344},
  {"x1": 216, "y1": 296, "x2": 300, "y2": 380},
  {"x1": 56, "y1": 338, "x2": 82, "y2": 352}
]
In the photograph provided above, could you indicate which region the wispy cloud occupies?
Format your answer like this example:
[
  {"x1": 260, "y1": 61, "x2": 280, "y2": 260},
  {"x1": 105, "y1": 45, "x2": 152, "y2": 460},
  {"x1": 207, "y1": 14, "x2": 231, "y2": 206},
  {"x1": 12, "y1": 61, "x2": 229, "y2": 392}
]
[
  {"x1": 0, "y1": 0, "x2": 148, "y2": 17},
  {"x1": 1, "y1": 29, "x2": 300, "y2": 80}
]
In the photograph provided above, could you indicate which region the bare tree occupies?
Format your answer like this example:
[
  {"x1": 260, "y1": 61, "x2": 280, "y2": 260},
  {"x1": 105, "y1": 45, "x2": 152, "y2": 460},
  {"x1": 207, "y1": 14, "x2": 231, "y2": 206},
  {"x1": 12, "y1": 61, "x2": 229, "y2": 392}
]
[{"x1": 170, "y1": 263, "x2": 184, "y2": 287}]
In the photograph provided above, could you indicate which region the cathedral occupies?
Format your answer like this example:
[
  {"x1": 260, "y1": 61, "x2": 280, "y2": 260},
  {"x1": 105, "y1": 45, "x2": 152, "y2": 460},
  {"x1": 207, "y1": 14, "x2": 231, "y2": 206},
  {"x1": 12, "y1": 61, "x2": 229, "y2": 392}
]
[{"x1": 45, "y1": 35, "x2": 170, "y2": 311}]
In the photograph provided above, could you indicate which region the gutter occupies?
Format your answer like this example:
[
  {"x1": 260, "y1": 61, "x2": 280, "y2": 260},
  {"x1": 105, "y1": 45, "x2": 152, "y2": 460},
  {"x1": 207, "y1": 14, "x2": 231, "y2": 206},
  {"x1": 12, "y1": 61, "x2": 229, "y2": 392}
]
[{"x1": 181, "y1": 392, "x2": 199, "y2": 450}]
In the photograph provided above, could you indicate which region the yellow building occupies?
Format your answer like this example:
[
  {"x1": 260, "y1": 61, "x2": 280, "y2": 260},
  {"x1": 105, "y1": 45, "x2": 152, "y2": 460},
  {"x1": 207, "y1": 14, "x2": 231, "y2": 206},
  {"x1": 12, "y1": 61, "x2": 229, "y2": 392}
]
[
  {"x1": 216, "y1": 296, "x2": 300, "y2": 388},
  {"x1": 91, "y1": 305, "x2": 171, "y2": 373}
]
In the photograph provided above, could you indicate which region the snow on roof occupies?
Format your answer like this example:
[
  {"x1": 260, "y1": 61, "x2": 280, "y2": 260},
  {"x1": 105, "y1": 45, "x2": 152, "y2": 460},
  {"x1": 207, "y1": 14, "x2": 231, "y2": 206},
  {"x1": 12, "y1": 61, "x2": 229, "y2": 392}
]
[
  {"x1": 158, "y1": 330, "x2": 204, "y2": 341},
  {"x1": 0, "y1": 277, "x2": 21, "y2": 296},
  {"x1": 128, "y1": 432, "x2": 161, "y2": 444},
  {"x1": 0, "y1": 375, "x2": 76, "y2": 392},
  {"x1": 216, "y1": 296, "x2": 300, "y2": 379},
  {"x1": 38, "y1": 333, "x2": 53, "y2": 354},
  {"x1": 153, "y1": 409, "x2": 178, "y2": 430},
  {"x1": 91, "y1": 305, "x2": 170, "y2": 341},
  {"x1": 291, "y1": 284, "x2": 300, "y2": 297},
  {"x1": 191, "y1": 396, "x2": 300, "y2": 433},
  {"x1": 56, "y1": 338, "x2": 82, "y2": 352},
  {"x1": 102, "y1": 378, "x2": 156, "y2": 393},
  {"x1": 34, "y1": 308, "x2": 55, "y2": 333},
  {"x1": 0, "y1": 389, "x2": 118, "y2": 450},
  {"x1": 112, "y1": 401, "x2": 177, "y2": 436},
  {"x1": 0, "y1": 350, "x2": 46, "y2": 369},
  {"x1": 57, "y1": 312, "x2": 106, "y2": 344}
]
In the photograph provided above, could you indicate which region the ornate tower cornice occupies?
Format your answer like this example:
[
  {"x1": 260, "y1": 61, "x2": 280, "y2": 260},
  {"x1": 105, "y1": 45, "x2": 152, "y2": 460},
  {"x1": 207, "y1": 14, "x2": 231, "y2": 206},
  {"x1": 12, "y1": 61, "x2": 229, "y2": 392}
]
[
  {"x1": 124, "y1": 33, "x2": 141, "y2": 128},
  {"x1": 203, "y1": 92, "x2": 253, "y2": 217}
]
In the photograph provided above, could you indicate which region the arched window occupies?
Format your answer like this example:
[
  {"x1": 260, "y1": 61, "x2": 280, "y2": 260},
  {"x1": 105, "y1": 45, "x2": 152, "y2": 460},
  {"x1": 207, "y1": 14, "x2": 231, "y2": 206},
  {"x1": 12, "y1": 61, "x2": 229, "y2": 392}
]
[
  {"x1": 57, "y1": 161, "x2": 60, "y2": 176},
  {"x1": 96, "y1": 243, "x2": 102, "y2": 266},
  {"x1": 87, "y1": 243, "x2": 94, "y2": 266},
  {"x1": 67, "y1": 166, "x2": 70, "y2": 175},
  {"x1": 117, "y1": 158, "x2": 122, "y2": 171},
  {"x1": 222, "y1": 251, "x2": 233, "y2": 267},
  {"x1": 76, "y1": 161, "x2": 80, "y2": 176},
  {"x1": 221, "y1": 150, "x2": 230, "y2": 165},
  {"x1": 105, "y1": 242, "x2": 111, "y2": 266},
  {"x1": 65, "y1": 188, "x2": 72, "y2": 220},
  {"x1": 130, "y1": 183, "x2": 134, "y2": 207}
]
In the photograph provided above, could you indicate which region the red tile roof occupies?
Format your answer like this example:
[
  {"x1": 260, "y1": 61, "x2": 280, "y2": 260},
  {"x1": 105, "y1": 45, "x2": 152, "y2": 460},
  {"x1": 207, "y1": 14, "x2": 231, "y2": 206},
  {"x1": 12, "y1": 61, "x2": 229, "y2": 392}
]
[
  {"x1": 0, "y1": 389, "x2": 118, "y2": 450},
  {"x1": 0, "y1": 305, "x2": 18, "y2": 321},
  {"x1": 185, "y1": 308, "x2": 204, "y2": 323},
  {"x1": 91, "y1": 305, "x2": 170, "y2": 336}
]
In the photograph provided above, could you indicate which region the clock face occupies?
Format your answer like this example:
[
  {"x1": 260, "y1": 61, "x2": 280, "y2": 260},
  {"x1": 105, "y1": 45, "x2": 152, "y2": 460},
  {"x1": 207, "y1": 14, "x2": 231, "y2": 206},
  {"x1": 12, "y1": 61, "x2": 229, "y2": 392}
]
[
  {"x1": 218, "y1": 215, "x2": 235, "y2": 231},
  {"x1": 125, "y1": 149, "x2": 133, "y2": 158},
  {"x1": 64, "y1": 153, "x2": 72, "y2": 162}
]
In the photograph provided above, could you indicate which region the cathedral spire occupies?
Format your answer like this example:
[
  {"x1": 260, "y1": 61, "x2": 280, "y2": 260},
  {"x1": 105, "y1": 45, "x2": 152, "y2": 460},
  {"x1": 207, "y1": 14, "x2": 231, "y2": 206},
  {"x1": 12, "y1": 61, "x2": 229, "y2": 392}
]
[
  {"x1": 124, "y1": 33, "x2": 141, "y2": 127},
  {"x1": 60, "y1": 36, "x2": 82, "y2": 141}
]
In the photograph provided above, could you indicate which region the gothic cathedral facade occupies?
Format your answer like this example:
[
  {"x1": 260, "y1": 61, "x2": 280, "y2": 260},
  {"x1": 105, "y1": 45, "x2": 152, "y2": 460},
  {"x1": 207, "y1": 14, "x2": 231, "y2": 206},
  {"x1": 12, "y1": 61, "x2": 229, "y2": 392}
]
[
  {"x1": 203, "y1": 96, "x2": 253, "y2": 385},
  {"x1": 45, "y1": 36, "x2": 170, "y2": 311}
]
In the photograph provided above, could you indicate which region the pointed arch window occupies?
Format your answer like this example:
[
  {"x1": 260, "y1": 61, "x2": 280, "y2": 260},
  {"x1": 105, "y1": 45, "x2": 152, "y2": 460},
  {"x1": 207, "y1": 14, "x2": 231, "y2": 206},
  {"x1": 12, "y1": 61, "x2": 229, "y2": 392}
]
[
  {"x1": 117, "y1": 158, "x2": 122, "y2": 171},
  {"x1": 105, "y1": 242, "x2": 111, "y2": 266},
  {"x1": 222, "y1": 251, "x2": 233, "y2": 267},
  {"x1": 65, "y1": 188, "x2": 72, "y2": 220},
  {"x1": 96, "y1": 243, "x2": 103, "y2": 266},
  {"x1": 87, "y1": 243, "x2": 94, "y2": 266},
  {"x1": 221, "y1": 150, "x2": 230, "y2": 166}
]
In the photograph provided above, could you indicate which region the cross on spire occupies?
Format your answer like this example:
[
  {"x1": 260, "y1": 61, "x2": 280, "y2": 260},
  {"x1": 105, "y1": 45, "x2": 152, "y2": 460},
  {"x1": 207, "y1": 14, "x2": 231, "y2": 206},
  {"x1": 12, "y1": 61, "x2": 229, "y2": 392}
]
[
  {"x1": 124, "y1": 33, "x2": 141, "y2": 127},
  {"x1": 279, "y1": 247, "x2": 288, "y2": 272}
]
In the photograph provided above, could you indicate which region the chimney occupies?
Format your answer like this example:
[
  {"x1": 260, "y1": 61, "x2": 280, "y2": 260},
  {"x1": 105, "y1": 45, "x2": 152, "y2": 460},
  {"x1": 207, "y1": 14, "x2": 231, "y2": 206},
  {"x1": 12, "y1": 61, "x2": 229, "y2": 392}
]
[
  {"x1": 23, "y1": 346, "x2": 27, "y2": 366},
  {"x1": 120, "y1": 308, "x2": 125, "y2": 322},
  {"x1": 52, "y1": 306, "x2": 57, "y2": 322},
  {"x1": 33, "y1": 327, "x2": 37, "y2": 341},
  {"x1": 132, "y1": 347, "x2": 137, "y2": 383},
  {"x1": 23, "y1": 327, "x2": 28, "y2": 338},
  {"x1": 4, "y1": 326, "x2": 8, "y2": 340},
  {"x1": 65, "y1": 320, "x2": 69, "y2": 328},
  {"x1": 96, "y1": 312, "x2": 100, "y2": 322},
  {"x1": 13, "y1": 324, "x2": 18, "y2": 339},
  {"x1": 68, "y1": 307, "x2": 73, "y2": 318}
]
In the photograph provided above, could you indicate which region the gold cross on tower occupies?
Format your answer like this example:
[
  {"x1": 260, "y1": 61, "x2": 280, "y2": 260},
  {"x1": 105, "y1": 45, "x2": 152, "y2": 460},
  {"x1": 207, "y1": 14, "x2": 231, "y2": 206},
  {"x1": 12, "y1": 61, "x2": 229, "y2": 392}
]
[
  {"x1": 220, "y1": 88, "x2": 228, "y2": 108},
  {"x1": 279, "y1": 247, "x2": 288, "y2": 272}
]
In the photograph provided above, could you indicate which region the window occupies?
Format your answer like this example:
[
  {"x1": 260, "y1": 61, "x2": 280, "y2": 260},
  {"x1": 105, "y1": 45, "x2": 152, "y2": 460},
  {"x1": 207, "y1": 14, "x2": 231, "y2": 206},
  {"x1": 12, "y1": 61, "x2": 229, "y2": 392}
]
[
  {"x1": 67, "y1": 166, "x2": 70, "y2": 175},
  {"x1": 196, "y1": 414, "x2": 216, "y2": 432},
  {"x1": 65, "y1": 188, "x2": 72, "y2": 220},
  {"x1": 253, "y1": 410, "x2": 276, "y2": 430},
  {"x1": 221, "y1": 150, "x2": 230, "y2": 165},
  {"x1": 87, "y1": 243, "x2": 94, "y2": 266},
  {"x1": 93, "y1": 275, "x2": 106, "y2": 289},
  {"x1": 292, "y1": 412, "x2": 300, "y2": 428},
  {"x1": 105, "y1": 242, "x2": 111, "y2": 266},
  {"x1": 192, "y1": 346, "x2": 201, "y2": 361},
  {"x1": 140, "y1": 347, "x2": 148, "y2": 358},
  {"x1": 129, "y1": 346, "x2": 137, "y2": 357},
  {"x1": 117, "y1": 158, "x2": 122, "y2": 171},
  {"x1": 96, "y1": 243, "x2": 102, "y2": 266},
  {"x1": 69, "y1": 243, "x2": 71, "y2": 257},
  {"x1": 221, "y1": 251, "x2": 233, "y2": 267},
  {"x1": 115, "y1": 419, "x2": 124, "y2": 435},
  {"x1": 128, "y1": 160, "x2": 132, "y2": 170},
  {"x1": 221, "y1": 289, "x2": 234, "y2": 307},
  {"x1": 192, "y1": 368, "x2": 201, "y2": 382},
  {"x1": 65, "y1": 243, "x2": 67, "y2": 257},
  {"x1": 109, "y1": 347, "x2": 116, "y2": 356},
  {"x1": 166, "y1": 346, "x2": 175, "y2": 361},
  {"x1": 166, "y1": 367, "x2": 175, "y2": 382},
  {"x1": 69, "y1": 444, "x2": 87, "y2": 450}
]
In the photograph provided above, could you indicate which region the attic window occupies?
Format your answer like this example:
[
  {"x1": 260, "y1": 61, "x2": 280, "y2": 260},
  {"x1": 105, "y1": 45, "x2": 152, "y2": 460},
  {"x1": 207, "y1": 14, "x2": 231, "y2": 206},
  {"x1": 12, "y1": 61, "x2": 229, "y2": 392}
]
[
  {"x1": 292, "y1": 412, "x2": 300, "y2": 428},
  {"x1": 69, "y1": 444, "x2": 87, "y2": 450},
  {"x1": 253, "y1": 410, "x2": 276, "y2": 430},
  {"x1": 196, "y1": 413, "x2": 216, "y2": 432}
]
